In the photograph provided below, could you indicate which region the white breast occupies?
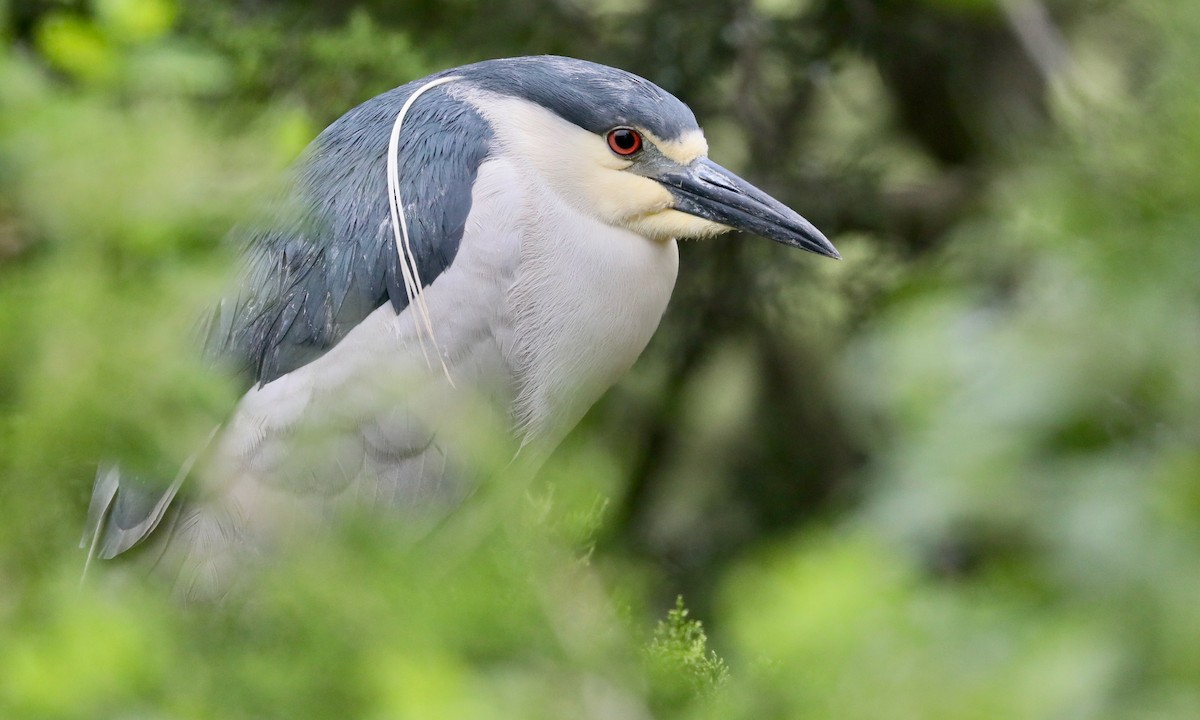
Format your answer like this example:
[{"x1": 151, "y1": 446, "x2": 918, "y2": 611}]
[{"x1": 501, "y1": 162, "x2": 680, "y2": 443}]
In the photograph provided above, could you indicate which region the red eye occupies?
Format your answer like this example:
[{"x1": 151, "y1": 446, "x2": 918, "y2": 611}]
[{"x1": 606, "y1": 128, "x2": 643, "y2": 156}]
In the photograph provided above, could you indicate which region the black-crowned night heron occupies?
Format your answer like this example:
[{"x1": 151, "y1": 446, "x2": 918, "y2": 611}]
[{"x1": 81, "y1": 56, "x2": 838, "y2": 595}]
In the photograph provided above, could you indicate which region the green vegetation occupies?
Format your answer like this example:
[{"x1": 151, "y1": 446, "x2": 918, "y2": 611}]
[{"x1": 2, "y1": 0, "x2": 1198, "y2": 717}]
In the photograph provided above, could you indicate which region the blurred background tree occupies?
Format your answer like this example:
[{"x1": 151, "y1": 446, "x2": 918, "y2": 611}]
[{"x1": 2, "y1": 0, "x2": 1198, "y2": 717}]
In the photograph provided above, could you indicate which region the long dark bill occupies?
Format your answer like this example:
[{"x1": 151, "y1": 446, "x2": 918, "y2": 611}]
[{"x1": 658, "y1": 157, "x2": 840, "y2": 259}]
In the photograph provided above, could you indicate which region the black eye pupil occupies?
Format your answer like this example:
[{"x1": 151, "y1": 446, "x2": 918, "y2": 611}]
[{"x1": 614, "y1": 130, "x2": 636, "y2": 149}]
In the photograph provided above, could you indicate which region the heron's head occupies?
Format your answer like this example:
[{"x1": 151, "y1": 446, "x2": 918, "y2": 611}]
[{"x1": 460, "y1": 56, "x2": 838, "y2": 258}]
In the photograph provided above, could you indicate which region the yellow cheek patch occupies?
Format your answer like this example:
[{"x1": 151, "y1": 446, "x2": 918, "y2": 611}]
[{"x1": 586, "y1": 166, "x2": 674, "y2": 222}]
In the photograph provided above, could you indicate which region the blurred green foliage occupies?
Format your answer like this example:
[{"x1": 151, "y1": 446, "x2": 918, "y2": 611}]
[
  {"x1": 646, "y1": 596, "x2": 730, "y2": 703},
  {"x1": 2, "y1": 0, "x2": 1199, "y2": 717}
]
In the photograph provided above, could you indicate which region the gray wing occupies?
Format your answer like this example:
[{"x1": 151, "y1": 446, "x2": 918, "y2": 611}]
[
  {"x1": 207, "y1": 75, "x2": 493, "y2": 385},
  {"x1": 81, "y1": 77, "x2": 494, "y2": 563}
]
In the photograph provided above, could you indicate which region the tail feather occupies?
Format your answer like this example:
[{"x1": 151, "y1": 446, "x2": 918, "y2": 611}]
[
  {"x1": 80, "y1": 465, "x2": 121, "y2": 582},
  {"x1": 80, "y1": 426, "x2": 219, "y2": 582},
  {"x1": 79, "y1": 465, "x2": 186, "y2": 585}
]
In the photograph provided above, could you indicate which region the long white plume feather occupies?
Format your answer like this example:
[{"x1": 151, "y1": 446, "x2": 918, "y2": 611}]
[{"x1": 386, "y1": 75, "x2": 460, "y2": 386}]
